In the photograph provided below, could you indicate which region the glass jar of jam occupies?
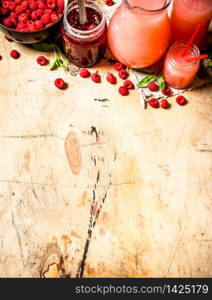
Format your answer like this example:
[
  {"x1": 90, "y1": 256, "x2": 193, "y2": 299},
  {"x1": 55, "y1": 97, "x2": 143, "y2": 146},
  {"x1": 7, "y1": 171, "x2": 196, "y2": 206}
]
[{"x1": 61, "y1": 0, "x2": 107, "y2": 67}]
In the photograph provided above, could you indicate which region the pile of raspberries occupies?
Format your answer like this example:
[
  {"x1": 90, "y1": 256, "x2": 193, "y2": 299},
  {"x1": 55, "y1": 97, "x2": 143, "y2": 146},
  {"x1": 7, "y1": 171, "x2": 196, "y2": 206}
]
[{"x1": 0, "y1": 0, "x2": 64, "y2": 32}]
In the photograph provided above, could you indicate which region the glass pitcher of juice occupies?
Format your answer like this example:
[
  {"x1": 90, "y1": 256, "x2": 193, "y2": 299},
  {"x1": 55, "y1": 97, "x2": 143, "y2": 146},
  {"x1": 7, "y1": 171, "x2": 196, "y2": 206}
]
[
  {"x1": 108, "y1": 0, "x2": 171, "y2": 68},
  {"x1": 171, "y1": 0, "x2": 212, "y2": 49}
]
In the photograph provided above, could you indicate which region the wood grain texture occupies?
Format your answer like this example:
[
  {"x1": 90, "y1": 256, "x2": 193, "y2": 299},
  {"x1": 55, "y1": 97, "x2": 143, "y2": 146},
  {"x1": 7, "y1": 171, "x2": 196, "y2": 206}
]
[{"x1": 0, "y1": 11, "x2": 212, "y2": 277}]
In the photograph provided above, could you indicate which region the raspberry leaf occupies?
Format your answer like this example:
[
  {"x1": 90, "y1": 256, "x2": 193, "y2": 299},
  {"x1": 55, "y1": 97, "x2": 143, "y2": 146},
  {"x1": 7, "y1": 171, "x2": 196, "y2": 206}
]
[
  {"x1": 32, "y1": 43, "x2": 56, "y2": 52},
  {"x1": 159, "y1": 75, "x2": 166, "y2": 90},
  {"x1": 137, "y1": 75, "x2": 157, "y2": 87}
]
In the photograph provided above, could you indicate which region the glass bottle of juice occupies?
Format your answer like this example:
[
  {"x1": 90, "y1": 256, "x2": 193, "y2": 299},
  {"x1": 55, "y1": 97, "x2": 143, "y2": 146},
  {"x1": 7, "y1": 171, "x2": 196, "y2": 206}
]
[
  {"x1": 162, "y1": 41, "x2": 200, "y2": 89},
  {"x1": 61, "y1": 0, "x2": 107, "y2": 67},
  {"x1": 171, "y1": 0, "x2": 212, "y2": 49},
  {"x1": 108, "y1": 0, "x2": 171, "y2": 68}
]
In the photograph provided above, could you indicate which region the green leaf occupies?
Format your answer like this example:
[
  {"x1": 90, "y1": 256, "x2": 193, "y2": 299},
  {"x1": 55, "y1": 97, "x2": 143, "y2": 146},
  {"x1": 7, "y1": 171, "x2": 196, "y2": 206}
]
[
  {"x1": 50, "y1": 57, "x2": 59, "y2": 70},
  {"x1": 137, "y1": 75, "x2": 157, "y2": 87},
  {"x1": 32, "y1": 43, "x2": 56, "y2": 52},
  {"x1": 158, "y1": 75, "x2": 166, "y2": 90},
  {"x1": 57, "y1": 58, "x2": 69, "y2": 71}
]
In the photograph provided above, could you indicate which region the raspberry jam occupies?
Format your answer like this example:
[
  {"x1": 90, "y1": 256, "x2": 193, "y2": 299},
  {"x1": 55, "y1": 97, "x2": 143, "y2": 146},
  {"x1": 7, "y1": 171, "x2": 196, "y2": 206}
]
[{"x1": 61, "y1": 0, "x2": 107, "y2": 67}]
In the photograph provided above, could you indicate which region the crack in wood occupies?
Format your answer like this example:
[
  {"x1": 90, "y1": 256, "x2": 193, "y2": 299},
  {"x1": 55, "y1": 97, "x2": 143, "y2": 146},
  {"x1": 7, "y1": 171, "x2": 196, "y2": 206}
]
[
  {"x1": 76, "y1": 187, "x2": 109, "y2": 278},
  {"x1": 11, "y1": 212, "x2": 26, "y2": 267}
]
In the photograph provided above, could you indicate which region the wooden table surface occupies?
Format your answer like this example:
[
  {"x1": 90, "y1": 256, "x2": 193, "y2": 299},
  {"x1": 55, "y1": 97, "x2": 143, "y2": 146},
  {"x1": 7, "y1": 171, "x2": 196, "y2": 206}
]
[{"x1": 0, "y1": 15, "x2": 212, "y2": 277}]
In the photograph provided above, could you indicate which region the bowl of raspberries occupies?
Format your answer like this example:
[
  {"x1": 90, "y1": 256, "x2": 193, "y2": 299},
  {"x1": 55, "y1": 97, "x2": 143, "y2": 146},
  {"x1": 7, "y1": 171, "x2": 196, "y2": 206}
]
[{"x1": 0, "y1": 0, "x2": 65, "y2": 43}]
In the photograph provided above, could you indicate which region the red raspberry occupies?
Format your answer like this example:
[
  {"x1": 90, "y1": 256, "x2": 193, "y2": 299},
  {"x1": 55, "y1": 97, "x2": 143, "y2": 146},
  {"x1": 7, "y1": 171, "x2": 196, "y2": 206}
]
[
  {"x1": 79, "y1": 68, "x2": 90, "y2": 78},
  {"x1": 105, "y1": 0, "x2": 114, "y2": 6},
  {"x1": 3, "y1": 17, "x2": 13, "y2": 28},
  {"x1": 176, "y1": 95, "x2": 187, "y2": 106},
  {"x1": 162, "y1": 87, "x2": 172, "y2": 96},
  {"x1": 54, "y1": 78, "x2": 66, "y2": 89},
  {"x1": 91, "y1": 72, "x2": 101, "y2": 83},
  {"x1": 20, "y1": 1, "x2": 28, "y2": 12},
  {"x1": 124, "y1": 80, "x2": 134, "y2": 90},
  {"x1": 2, "y1": 1, "x2": 9, "y2": 10},
  {"x1": 38, "y1": 2, "x2": 47, "y2": 10},
  {"x1": 161, "y1": 99, "x2": 170, "y2": 109},
  {"x1": 106, "y1": 73, "x2": 116, "y2": 84},
  {"x1": 34, "y1": 20, "x2": 43, "y2": 30},
  {"x1": 118, "y1": 69, "x2": 128, "y2": 80},
  {"x1": 0, "y1": 7, "x2": 9, "y2": 16},
  {"x1": 46, "y1": 22, "x2": 54, "y2": 27},
  {"x1": 114, "y1": 62, "x2": 123, "y2": 71},
  {"x1": 29, "y1": 1, "x2": 37, "y2": 10},
  {"x1": 47, "y1": 0, "x2": 56, "y2": 9},
  {"x1": 41, "y1": 13, "x2": 51, "y2": 24},
  {"x1": 8, "y1": 2, "x2": 17, "y2": 11},
  {"x1": 148, "y1": 82, "x2": 159, "y2": 92},
  {"x1": 15, "y1": 5, "x2": 22, "y2": 15},
  {"x1": 37, "y1": 56, "x2": 48, "y2": 66},
  {"x1": 31, "y1": 11, "x2": 38, "y2": 21},
  {"x1": 57, "y1": 0, "x2": 64, "y2": 8},
  {"x1": 18, "y1": 13, "x2": 28, "y2": 23},
  {"x1": 35, "y1": 9, "x2": 43, "y2": 17},
  {"x1": 148, "y1": 98, "x2": 159, "y2": 108},
  {"x1": 4, "y1": 35, "x2": 13, "y2": 41},
  {"x1": 119, "y1": 86, "x2": 129, "y2": 96},
  {"x1": 56, "y1": 7, "x2": 63, "y2": 14},
  {"x1": 45, "y1": 8, "x2": 53, "y2": 15},
  {"x1": 10, "y1": 49, "x2": 20, "y2": 59},
  {"x1": 51, "y1": 13, "x2": 58, "y2": 23}
]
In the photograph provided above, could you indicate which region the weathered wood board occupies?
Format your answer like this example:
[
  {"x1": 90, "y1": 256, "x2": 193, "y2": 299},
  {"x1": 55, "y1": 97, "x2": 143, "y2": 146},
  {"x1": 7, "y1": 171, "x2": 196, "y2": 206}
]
[{"x1": 0, "y1": 16, "x2": 212, "y2": 277}]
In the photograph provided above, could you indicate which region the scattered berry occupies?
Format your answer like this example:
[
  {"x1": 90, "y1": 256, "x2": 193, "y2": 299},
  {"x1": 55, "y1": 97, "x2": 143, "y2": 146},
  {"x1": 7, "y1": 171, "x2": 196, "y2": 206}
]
[
  {"x1": 10, "y1": 49, "x2": 20, "y2": 59},
  {"x1": 79, "y1": 68, "x2": 90, "y2": 78},
  {"x1": 161, "y1": 99, "x2": 170, "y2": 109},
  {"x1": 36, "y1": 56, "x2": 48, "y2": 66},
  {"x1": 148, "y1": 98, "x2": 159, "y2": 108},
  {"x1": 114, "y1": 62, "x2": 124, "y2": 71},
  {"x1": 124, "y1": 80, "x2": 134, "y2": 90},
  {"x1": 176, "y1": 95, "x2": 187, "y2": 106},
  {"x1": 148, "y1": 82, "x2": 159, "y2": 92},
  {"x1": 91, "y1": 72, "x2": 101, "y2": 83},
  {"x1": 105, "y1": 0, "x2": 114, "y2": 6},
  {"x1": 106, "y1": 73, "x2": 116, "y2": 84},
  {"x1": 119, "y1": 86, "x2": 129, "y2": 96},
  {"x1": 162, "y1": 87, "x2": 172, "y2": 96},
  {"x1": 118, "y1": 68, "x2": 128, "y2": 80},
  {"x1": 54, "y1": 78, "x2": 65, "y2": 89}
]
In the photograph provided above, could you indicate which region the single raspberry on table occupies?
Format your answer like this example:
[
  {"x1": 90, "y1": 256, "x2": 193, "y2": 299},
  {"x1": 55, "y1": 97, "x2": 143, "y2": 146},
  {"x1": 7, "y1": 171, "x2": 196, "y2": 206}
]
[
  {"x1": 119, "y1": 86, "x2": 129, "y2": 96},
  {"x1": 118, "y1": 69, "x2": 128, "y2": 80},
  {"x1": 114, "y1": 62, "x2": 124, "y2": 71},
  {"x1": 106, "y1": 73, "x2": 116, "y2": 84},
  {"x1": 162, "y1": 87, "x2": 172, "y2": 96},
  {"x1": 54, "y1": 78, "x2": 66, "y2": 89},
  {"x1": 176, "y1": 95, "x2": 187, "y2": 106},
  {"x1": 10, "y1": 49, "x2": 20, "y2": 59},
  {"x1": 79, "y1": 68, "x2": 90, "y2": 78},
  {"x1": 91, "y1": 72, "x2": 101, "y2": 83},
  {"x1": 148, "y1": 98, "x2": 159, "y2": 108},
  {"x1": 161, "y1": 99, "x2": 170, "y2": 109},
  {"x1": 148, "y1": 82, "x2": 159, "y2": 92},
  {"x1": 124, "y1": 80, "x2": 135, "y2": 90},
  {"x1": 36, "y1": 56, "x2": 48, "y2": 66}
]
